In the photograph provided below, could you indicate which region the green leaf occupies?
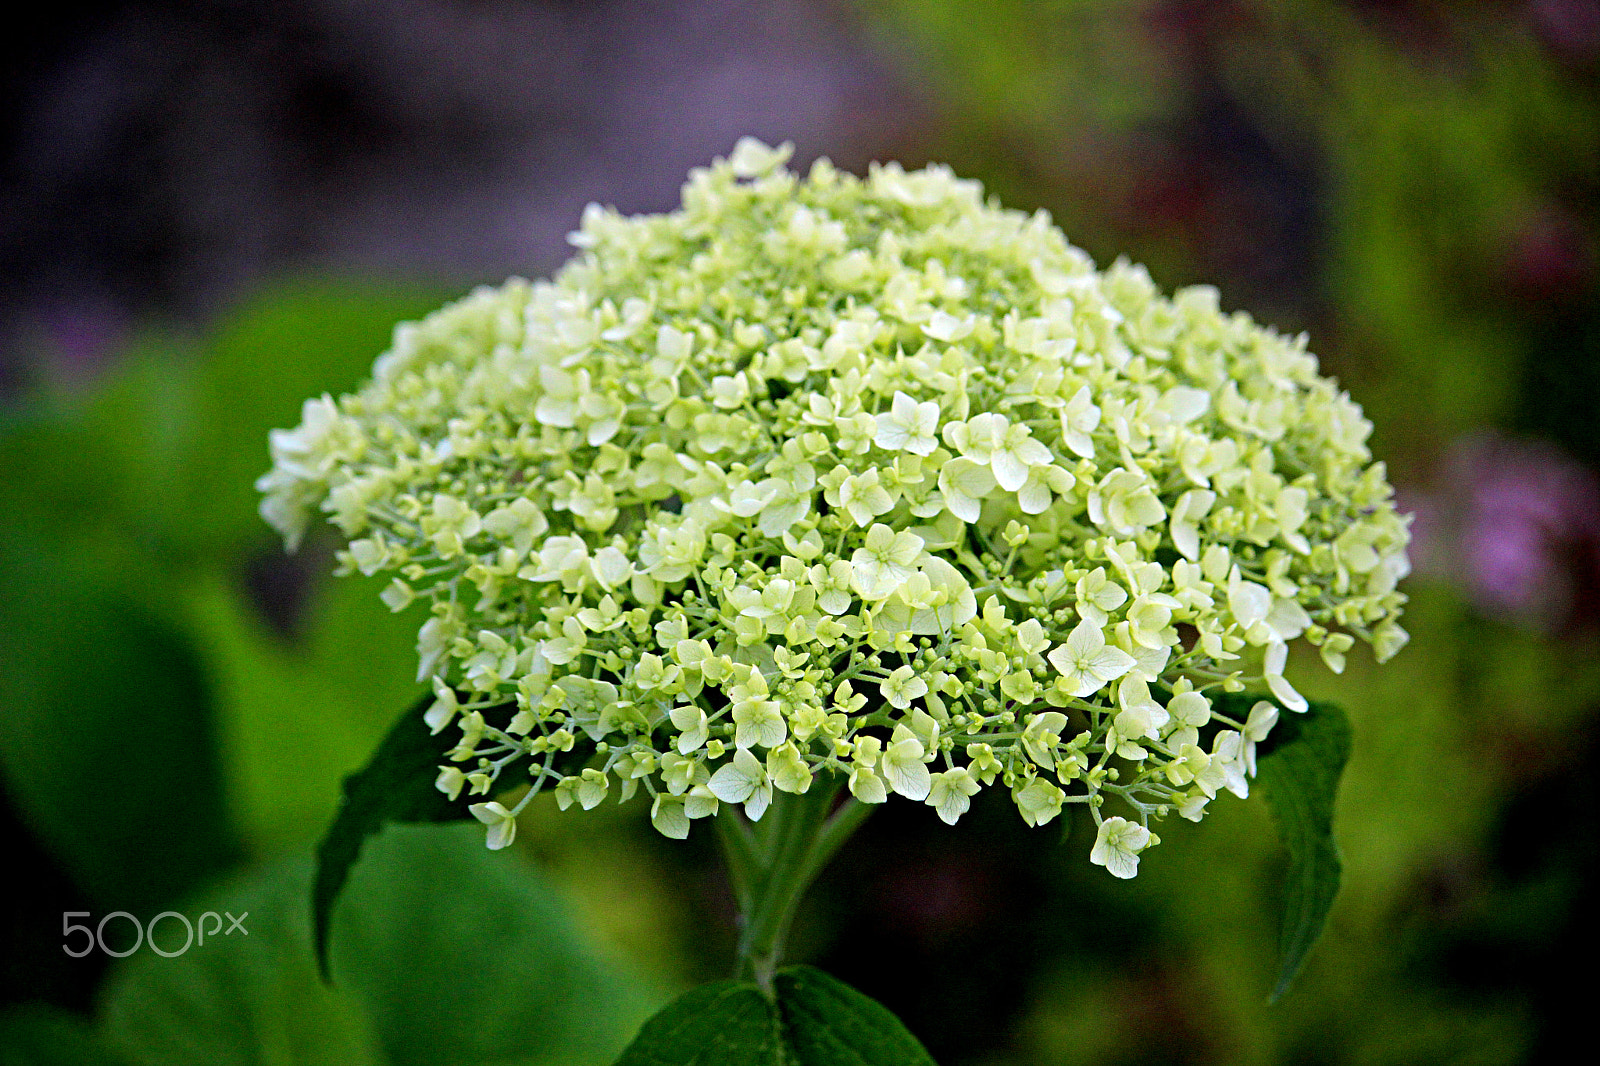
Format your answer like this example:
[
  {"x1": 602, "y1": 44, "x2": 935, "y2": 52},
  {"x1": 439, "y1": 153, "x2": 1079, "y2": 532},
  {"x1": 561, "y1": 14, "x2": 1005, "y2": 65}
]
[
  {"x1": 182, "y1": 280, "x2": 448, "y2": 554},
  {"x1": 1254, "y1": 699, "x2": 1353, "y2": 1003},
  {"x1": 0, "y1": 357, "x2": 239, "y2": 914},
  {"x1": 331, "y1": 824, "x2": 659, "y2": 1066},
  {"x1": 611, "y1": 981, "x2": 780, "y2": 1066},
  {"x1": 103, "y1": 883, "x2": 385, "y2": 1066},
  {"x1": 184, "y1": 571, "x2": 425, "y2": 855},
  {"x1": 0, "y1": 344, "x2": 202, "y2": 554},
  {"x1": 775, "y1": 967, "x2": 938, "y2": 1065},
  {"x1": 0, "y1": 1004, "x2": 132, "y2": 1066},
  {"x1": 311, "y1": 696, "x2": 594, "y2": 980},
  {"x1": 0, "y1": 533, "x2": 241, "y2": 915},
  {"x1": 311, "y1": 693, "x2": 474, "y2": 982},
  {"x1": 614, "y1": 966, "x2": 936, "y2": 1065},
  {"x1": 103, "y1": 823, "x2": 656, "y2": 1066}
]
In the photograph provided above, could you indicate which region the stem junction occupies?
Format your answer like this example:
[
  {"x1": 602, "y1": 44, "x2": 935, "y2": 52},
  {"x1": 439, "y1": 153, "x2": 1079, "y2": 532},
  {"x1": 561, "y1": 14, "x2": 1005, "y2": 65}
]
[{"x1": 714, "y1": 775, "x2": 873, "y2": 995}]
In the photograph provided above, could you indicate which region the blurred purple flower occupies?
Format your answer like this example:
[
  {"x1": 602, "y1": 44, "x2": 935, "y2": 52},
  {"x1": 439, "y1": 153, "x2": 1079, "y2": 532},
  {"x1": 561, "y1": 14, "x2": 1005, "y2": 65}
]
[
  {"x1": 1530, "y1": 0, "x2": 1600, "y2": 65},
  {"x1": 1410, "y1": 434, "x2": 1600, "y2": 629}
]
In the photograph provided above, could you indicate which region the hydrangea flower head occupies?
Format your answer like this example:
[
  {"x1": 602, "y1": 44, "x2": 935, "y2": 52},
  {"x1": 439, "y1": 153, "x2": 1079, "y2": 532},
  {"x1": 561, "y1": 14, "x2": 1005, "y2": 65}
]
[{"x1": 260, "y1": 139, "x2": 1410, "y2": 873}]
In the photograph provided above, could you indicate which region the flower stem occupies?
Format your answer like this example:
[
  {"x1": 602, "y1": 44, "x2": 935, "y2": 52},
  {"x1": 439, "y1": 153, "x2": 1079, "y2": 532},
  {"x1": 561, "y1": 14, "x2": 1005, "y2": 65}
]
[{"x1": 716, "y1": 775, "x2": 872, "y2": 994}]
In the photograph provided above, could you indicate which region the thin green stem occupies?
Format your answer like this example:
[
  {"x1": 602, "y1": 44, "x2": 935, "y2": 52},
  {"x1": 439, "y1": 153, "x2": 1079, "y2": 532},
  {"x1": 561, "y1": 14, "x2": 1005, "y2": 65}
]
[
  {"x1": 798, "y1": 795, "x2": 873, "y2": 890},
  {"x1": 717, "y1": 774, "x2": 870, "y2": 995},
  {"x1": 714, "y1": 808, "x2": 759, "y2": 914}
]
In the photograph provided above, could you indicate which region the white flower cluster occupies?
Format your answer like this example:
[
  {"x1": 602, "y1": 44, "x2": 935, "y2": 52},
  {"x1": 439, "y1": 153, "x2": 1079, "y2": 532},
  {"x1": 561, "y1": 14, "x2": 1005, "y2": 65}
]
[{"x1": 260, "y1": 139, "x2": 1409, "y2": 876}]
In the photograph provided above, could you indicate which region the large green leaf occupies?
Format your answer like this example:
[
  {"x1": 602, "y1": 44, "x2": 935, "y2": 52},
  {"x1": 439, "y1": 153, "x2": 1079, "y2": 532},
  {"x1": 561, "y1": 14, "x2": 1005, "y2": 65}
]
[
  {"x1": 102, "y1": 823, "x2": 658, "y2": 1066},
  {"x1": 0, "y1": 344, "x2": 201, "y2": 554},
  {"x1": 614, "y1": 966, "x2": 936, "y2": 1065},
  {"x1": 331, "y1": 825, "x2": 658, "y2": 1066},
  {"x1": 613, "y1": 981, "x2": 780, "y2": 1066},
  {"x1": 0, "y1": 280, "x2": 450, "y2": 907},
  {"x1": 776, "y1": 968, "x2": 938, "y2": 1064},
  {"x1": 1254, "y1": 699, "x2": 1352, "y2": 1002},
  {"x1": 0, "y1": 533, "x2": 240, "y2": 916},
  {"x1": 310, "y1": 696, "x2": 595, "y2": 980},
  {"x1": 0, "y1": 1005, "x2": 132, "y2": 1066},
  {"x1": 181, "y1": 280, "x2": 446, "y2": 554},
  {"x1": 183, "y1": 572, "x2": 423, "y2": 856},
  {"x1": 311, "y1": 693, "x2": 474, "y2": 981}
]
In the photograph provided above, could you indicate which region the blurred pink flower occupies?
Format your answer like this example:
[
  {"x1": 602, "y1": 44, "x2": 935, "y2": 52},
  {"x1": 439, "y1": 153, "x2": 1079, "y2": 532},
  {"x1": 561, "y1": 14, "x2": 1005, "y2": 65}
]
[{"x1": 1410, "y1": 434, "x2": 1600, "y2": 630}]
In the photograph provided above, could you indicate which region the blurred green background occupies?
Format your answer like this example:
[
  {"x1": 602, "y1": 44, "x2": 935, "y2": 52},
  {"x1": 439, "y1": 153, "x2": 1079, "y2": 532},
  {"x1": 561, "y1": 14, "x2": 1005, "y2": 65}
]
[{"x1": 2, "y1": 2, "x2": 1596, "y2": 1064}]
